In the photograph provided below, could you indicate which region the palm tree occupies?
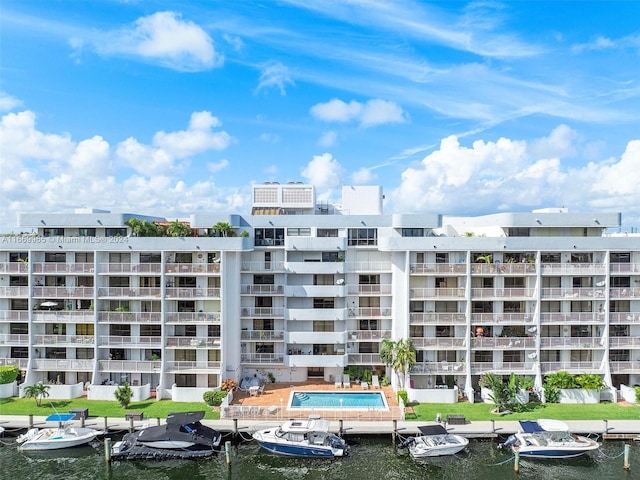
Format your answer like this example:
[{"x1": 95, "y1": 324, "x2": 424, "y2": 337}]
[
  {"x1": 211, "y1": 221, "x2": 236, "y2": 237},
  {"x1": 166, "y1": 220, "x2": 192, "y2": 237},
  {"x1": 23, "y1": 382, "x2": 50, "y2": 407},
  {"x1": 380, "y1": 338, "x2": 416, "y2": 389},
  {"x1": 125, "y1": 218, "x2": 161, "y2": 237}
]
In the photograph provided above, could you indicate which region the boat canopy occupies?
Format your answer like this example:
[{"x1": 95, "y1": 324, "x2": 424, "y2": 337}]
[
  {"x1": 166, "y1": 411, "x2": 205, "y2": 425},
  {"x1": 519, "y1": 421, "x2": 546, "y2": 433},
  {"x1": 417, "y1": 425, "x2": 449, "y2": 436},
  {"x1": 45, "y1": 413, "x2": 76, "y2": 422}
]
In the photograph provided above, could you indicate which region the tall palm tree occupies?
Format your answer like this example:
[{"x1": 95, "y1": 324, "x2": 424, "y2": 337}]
[
  {"x1": 380, "y1": 338, "x2": 416, "y2": 389},
  {"x1": 23, "y1": 382, "x2": 50, "y2": 407},
  {"x1": 211, "y1": 221, "x2": 235, "y2": 237},
  {"x1": 166, "y1": 220, "x2": 192, "y2": 237}
]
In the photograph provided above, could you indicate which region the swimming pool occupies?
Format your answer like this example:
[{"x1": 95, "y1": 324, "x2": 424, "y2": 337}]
[{"x1": 288, "y1": 391, "x2": 388, "y2": 410}]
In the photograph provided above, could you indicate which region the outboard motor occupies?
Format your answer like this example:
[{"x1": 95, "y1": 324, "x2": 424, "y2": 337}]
[
  {"x1": 498, "y1": 434, "x2": 518, "y2": 450},
  {"x1": 398, "y1": 437, "x2": 416, "y2": 449}
]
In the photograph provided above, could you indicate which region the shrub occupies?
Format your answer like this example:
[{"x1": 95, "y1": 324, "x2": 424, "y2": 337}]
[
  {"x1": 545, "y1": 371, "x2": 578, "y2": 389},
  {"x1": 221, "y1": 379, "x2": 238, "y2": 392},
  {"x1": 0, "y1": 365, "x2": 19, "y2": 384},
  {"x1": 114, "y1": 382, "x2": 133, "y2": 409},
  {"x1": 543, "y1": 383, "x2": 560, "y2": 403},
  {"x1": 576, "y1": 373, "x2": 606, "y2": 390},
  {"x1": 635, "y1": 386, "x2": 640, "y2": 404},
  {"x1": 397, "y1": 390, "x2": 408, "y2": 405},
  {"x1": 203, "y1": 390, "x2": 228, "y2": 406}
]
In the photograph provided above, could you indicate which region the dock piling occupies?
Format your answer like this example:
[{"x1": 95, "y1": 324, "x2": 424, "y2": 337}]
[
  {"x1": 392, "y1": 420, "x2": 397, "y2": 444},
  {"x1": 225, "y1": 440, "x2": 232, "y2": 468},
  {"x1": 28, "y1": 414, "x2": 33, "y2": 429},
  {"x1": 623, "y1": 443, "x2": 630, "y2": 470},
  {"x1": 104, "y1": 416, "x2": 109, "y2": 434},
  {"x1": 104, "y1": 437, "x2": 112, "y2": 463},
  {"x1": 129, "y1": 416, "x2": 135, "y2": 433},
  {"x1": 514, "y1": 451, "x2": 520, "y2": 474}
]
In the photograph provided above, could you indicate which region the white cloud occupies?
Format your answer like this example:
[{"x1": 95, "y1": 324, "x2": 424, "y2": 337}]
[
  {"x1": 310, "y1": 98, "x2": 407, "y2": 127},
  {"x1": 260, "y1": 133, "x2": 280, "y2": 143},
  {"x1": 92, "y1": 11, "x2": 220, "y2": 71},
  {"x1": 351, "y1": 167, "x2": 376, "y2": 184},
  {"x1": 208, "y1": 159, "x2": 229, "y2": 173},
  {"x1": 256, "y1": 61, "x2": 295, "y2": 95},
  {"x1": 317, "y1": 130, "x2": 337, "y2": 147},
  {"x1": 391, "y1": 127, "x2": 640, "y2": 219},
  {"x1": 223, "y1": 33, "x2": 244, "y2": 52},
  {"x1": 572, "y1": 34, "x2": 640, "y2": 54},
  {"x1": 0, "y1": 92, "x2": 22, "y2": 112},
  {"x1": 300, "y1": 153, "x2": 345, "y2": 189}
]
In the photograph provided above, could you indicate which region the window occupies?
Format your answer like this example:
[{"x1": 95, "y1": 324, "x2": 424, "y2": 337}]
[
  {"x1": 410, "y1": 325, "x2": 424, "y2": 337},
  {"x1": 110, "y1": 324, "x2": 131, "y2": 336},
  {"x1": 358, "y1": 342, "x2": 379, "y2": 353},
  {"x1": 611, "y1": 252, "x2": 630, "y2": 263},
  {"x1": 541, "y1": 325, "x2": 561, "y2": 337},
  {"x1": 45, "y1": 252, "x2": 66, "y2": 263},
  {"x1": 541, "y1": 253, "x2": 560, "y2": 263},
  {"x1": 437, "y1": 351, "x2": 456, "y2": 362},
  {"x1": 177, "y1": 301, "x2": 195, "y2": 312},
  {"x1": 313, "y1": 274, "x2": 333, "y2": 285},
  {"x1": 359, "y1": 296, "x2": 380, "y2": 307},
  {"x1": 313, "y1": 298, "x2": 334, "y2": 309},
  {"x1": 9, "y1": 323, "x2": 28, "y2": 334},
  {"x1": 435, "y1": 301, "x2": 457, "y2": 313},
  {"x1": 254, "y1": 275, "x2": 275, "y2": 285},
  {"x1": 256, "y1": 343, "x2": 274, "y2": 353},
  {"x1": 504, "y1": 302, "x2": 523, "y2": 313},
  {"x1": 570, "y1": 301, "x2": 593, "y2": 312},
  {"x1": 174, "y1": 252, "x2": 192, "y2": 263},
  {"x1": 175, "y1": 325, "x2": 197, "y2": 337},
  {"x1": 76, "y1": 324, "x2": 94, "y2": 335},
  {"x1": 402, "y1": 228, "x2": 424, "y2": 237},
  {"x1": 570, "y1": 252, "x2": 592, "y2": 263},
  {"x1": 175, "y1": 374, "x2": 197, "y2": 387},
  {"x1": 11, "y1": 347, "x2": 28, "y2": 358},
  {"x1": 359, "y1": 319, "x2": 378, "y2": 330},
  {"x1": 76, "y1": 348, "x2": 94, "y2": 359},
  {"x1": 109, "y1": 252, "x2": 130, "y2": 263},
  {"x1": 140, "y1": 325, "x2": 161, "y2": 336},
  {"x1": 504, "y1": 277, "x2": 525, "y2": 288},
  {"x1": 507, "y1": 227, "x2": 530, "y2": 237},
  {"x1": 255, "y1": 297, "x2": 273, "y2": 307},
  {"x1": 254, "y1": 228, "x2": 285, "y2": 246},
  {"x1": 321, "y1": 251, "x2": 340, "y2": 262},
  {"x1": 570, "y1": 350, "x2": 592, "y2": 361},
  {"x1": 78, "y1": 228, "x2": 96, "y2": 237},
  {"x1": 313, "y1": 321, "x2": 333, "y2": 332},
  {"x1": 140, "y1": 253, "x2": 161, "y2": 263},
  {"x1": 435, "y1": 252, "x2": 449, "y2": 263},
  {"x1": 348, "y1": 228, "x2": 377, "y2": 246},
  {"x1": 264, "y1": 252, "x2": 271, "y2": 269},
  {"x1": 410, "y1": 301, "x2": 424, "y2": 313},
  {"x1": 610, "y1": 300, "x2": 630, "y2": 313},
  {"x1": 9, "y1": 276, "x2": 27, "y2": 286},
  {"x1": 472, "y1": 302, "x2": 493, "y2": 313},
  {"x1": 10, "y1": 252, "x2": 28, "y2": 263},
  {"x1": 208, "y1": 325, "x2": 221, "y2": 337},
  {"x1": 105, "y1": 228, "x2": 127, "y2": 237},
  {"x1": 474, "y1": 351, "x2": 492, "y2": 362},
  {"x1": 175, "y1": 350, "x2": 196, "y2": 361},
  {"x1": 43, "y1": 228, "x2": 64, "y2": 237},
  {"x1": 540, "y1": 350, "x2": 560, "y2": 362},
  {"x1": 435, "y1": 326, "x2": 451, "y2": 337},
  {"x1": 287, "y1": 228, "x2": 311, "y2": 236},
  {"x1": 76, "y1": 252, "x2": 94, "y2": 263},
  {"x1": 359, "y1": 274, "x2": 380, "y2": 285},
  {"x1": 317, "y1": 229, "x2": 338, "y2": 237},
  {"x1": 610, "y1": 350, "x2": 630, "y2": 361},
  {"x1": 140, "y1": 276, "x2": 160, "y2": 287},
  {"x1": 109, "y1": 276, "x2": 129, "y2": 287},
  {"x1": 253, "y1": 319, "x2": 274, "y2": 330},
  {"x1": 612, "y1": 277, "x2": 631, "y2": 287},
  {"x1": 503, "y1": 350, "x2": 523, "y2": 362}
]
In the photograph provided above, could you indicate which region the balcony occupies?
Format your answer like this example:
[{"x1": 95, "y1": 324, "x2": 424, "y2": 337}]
[
  {"x1": 32, "y1": 286, "x2": 95, "y2": 298},
  {"x1": 0, "y1": 334, "x2": 29, "y2": 345},
  {"x1": 165, "y1": 312, "x2": 221, "y2": 324},
  {"x1": 34, "y1": 335, "x2": 95, "y2": 346},
  {"x1": 469, "y1": 362, "x2": 532, "y2": 374},
  {"x1": 98, "y1": 287, "x2": 161, "y2": 298},
  {"x1": 610, "y1": 287, "x2": 640, "y2": 299},
  {"x1": 0, "y1": 286, "x2": 29, "y2": 297},
  {"x1": 412, "y1": 338, "x2": 467, "y2": 349},
  {"x1": 540, "y1": 263, "x2": 606, "y2": 275},
  {"x1": 243, "y1": 284, "x2": 284, "y2": 295},
  {"x1": 98, "y1": 335, "x2": 163, "y2": 347},
  {"x1": 609, "y1": 313, "x2": 640, "y2": 324},
  {"x1": 0, "y1": 262, "x2": 29, "y2": 274},
  {"x1": 540, "y1": 361, "x2": 602, "y2": 373},
  {"x1": 471, "y1": 337, "x2": 536, "y2": 349},
  {"x1": 240, "y1": 353, "x2": 284, "y2": 364},
  {"x1": 98, "y1": 312, "x2": 162, "y2": 323},
  {"x1": 349, "y1": 307, "x2": 392, "y2": 318},
  {"x1": 0, "y1": 358, "x2": 28, "y2": 368},
  {"x1": 241, "y1": 307, "x2": 284, "y2": 318},
  {"x1": 540, "y1": 337, "x2": 604, "y2": 349},
  {"x1": 609, "y1": 337, "x2": 640, "y2": 348},
  {"x1": 165, "y1": 361, "x2": 221, "y2": 372},
  {"x1": 241, "y1": 260, "x2": 285, "y2": 272},
  {"x1": 0, "y1": 311, "x2": 29, "y2": 322},
  {"x1": 349, "y1": 330, "x2": 392, "y2": 341},
  {"x1": 410, "y1": 312, "x2": 466, "y2": 324},
  {"x1": 33, "y1": 359, "x2": 95, "y2": 371},
  {"x1": 346, "y1": 353, "x2": 381, "y2": 365},
  {"x1": 410, "y1": 263, "x2": 467, "y2": 274},
  {"x1": 284, "y1": 285, "x2": 345, "y2": 297},
  {"x1": 540, "y1": 312, "x2": 605, "y2": 324},
  {"x1": 411, "y1": 361, "x2": 466, "y2": 374},
  {"x1": 34, "y1": 262, "x2": 94, "y2": 273},
  {"x1": 286, "y1": 331, "x2": 344, "y2": 344},
  {"x1": 409, "y1": 287, "x2": 466, "y2": 299},
  {"x1": 166, "y1": 336, "x2": 220, "y2": 348},
  {"x1": 610, "y1": 263, "x2": 640, "y2": 274},
  {"x1": 345, "y1": 261, "x2": 391, "y2": 272},
  {"x1": 241, "y1": 330, "x2": 285, "y2": 341},
  {"x1": 165, "y1": 287, "x2": 220, "y2": 299},
  {"x1": 472, "y1": 313, "x2": 534, "y2": 324},
  {"x1": 286, "y1": 354, "x2": 347, "y2": 368},
  {"x1": 165, "y1": 263, "x2": 220, "y2": 274},
  {"x1": 347, "y1": 284, "x2": 392, "y2": 295},
  {"x1": 99, "y1": 359, "x2": 161, "y2": 373},
  {"x1": 33, "y1": 311, "x2": 95, "y2": 323},
  {"x1": 610, "y1": 361, "x2": 640, "y2": 374},
  {"x1": 541, "y1": 287, "x2": 605, "y2": 300},
  {"x1": 471, "y1": 288, "x2": 535, "y2": 299},
  {"x1": 285, "y1": 237, "x2": 347, "y2": 251}
]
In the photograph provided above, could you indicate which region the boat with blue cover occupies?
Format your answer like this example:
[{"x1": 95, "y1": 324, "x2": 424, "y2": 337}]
[
  {"x1": 17, "y1": 414, "x2": 99, "y2": 451},
  {"x1": 252, "y1": 417, "x2": 349, "y2": 458},
  {"x1": 499, "y1": 419, "x2": 600, "y2": 459}
]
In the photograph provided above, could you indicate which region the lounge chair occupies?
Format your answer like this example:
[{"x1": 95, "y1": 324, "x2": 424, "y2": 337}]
[
  {"x1": 343, "y1": 374, "x2": 351, "y2": 388},
  {"x1": 361, "y1": 382, "x2": 369, "y2": 390},
  {"x1": 371, "y1": 375, "x2": 380, "y2": 389},
  {"x1": 335, "y1": 379, "x2": 342, "y2": 388}
]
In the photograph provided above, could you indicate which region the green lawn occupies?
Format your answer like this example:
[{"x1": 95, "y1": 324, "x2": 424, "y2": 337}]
[
  {"x1": 0, "y1": 397, "x2": 219, "y2": 420},
  {"x1": 412, "y1": 401, "x2": 640, "y2": 421}
]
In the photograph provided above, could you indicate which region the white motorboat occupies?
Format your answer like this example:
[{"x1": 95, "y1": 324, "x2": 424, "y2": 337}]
[
  {"x1": 111, "y1": 411, "x2": 222, "y2": 460},
  {"x1": 17, "y1": 414, "x2": 98, "y2": 451},
  {"x1": 499, "y1": 419, "x2": 600, "y2": 459},
  {"x1": 398, "y1": 425, "x2": 469, "y2": 458},
  {"x1": 253, "y1": 417, "x2": 349, "y2": 458}
]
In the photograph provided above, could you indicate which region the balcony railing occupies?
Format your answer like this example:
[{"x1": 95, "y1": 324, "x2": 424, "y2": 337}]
[
  {"x1": 241, "y1": 261, "x2": 285, "y2": 272},
  {"x1": 471, "y1": 288, "x2": 535, "y2": 298},
  {"x1": 0, "y1": 358, "x2": 28, "y2": 368},
  {"x1": 540, "y1": 312, "x2": 605, "y2": 324},
  {"x1": 0, "y1": 311, "x2": 30, "y2": 321},
  {"x1": 540, "y1": 361, "x2": 602, "y2": 373},
  {"x1": 609, "y1": 337, "x2": 640, "y2": 348},
  {"x1": 348, "y1": 307, "x2": 392, "y2": 318},
  {"x1": 101, "y1": 263, "x2": 162, "y2": 273},
  {"x1": 347, "y1": 284, "x2": 392, "y2": 295},
  {"x1": 610, "y1": 287, "x2": 640, "y2": 299},
  {"x1": 345, "y1": 261, "x2": 391, "y2": 272},
  {"x1": 470, "y1": 362, "x2": 530, "y2": 374},
  {"x1": 471, "y1": 337, "x2": 536, "y2": 349},
  {"x1": 0, "y1": 334, "x2": 29, "y2": 345},
  {"x1": 539, "y1": 337, "x2": 604, "y2": 348},
  {"x1": 98, "y1": 312, "x2": 162, "y2": 323},
  {"x1": 33, "y1": 359, "x2": 95, "y2": 371},
  {"x1": 541, "y1": 287, "x2": 606, "y2": 299},
  {"x1": 165, "y1": 312, "x2": 221, "y2": 323},
  {"x1": 165, "y1": 287, "x2": 221, "y2": 299},
  {"x1": 98, "y1": 287, "x2": 161, "y2": 297},
  {"x1": 0, "y1": 286, "x2": 29, "y2": 297},
  {"x1": 99, "y1": 360, "x2": 161, "y2": 372},
  {"x1": 33, "y1": 262, "x2": 94, "y2": 273},
  {"x1": 166, "y1": 336, "x2": 220, "y2": 348},
  {"x1": 0, "y1": 262, "x2": 29, "y2": 273},
  {"x1": 410, "y1": 313, "x2": 466, "y2": 324},
  {"x1": 241, "y1": 330, "x2": 285, "y2": 341},
  {"x1": 412, "y1": 338, "x2": 467, "y2": 349},
  {"x1": 610, "y1": 263, "x2": 640, "y2": 274},
  {"x1": 610, "y1": 361, "x2": 640, "y2": 373},
  {"x1": 240, "y1": 353, "x2": 284, "y2": 363},
  {"x1": 165, "y1": 361, "x2": 221, "y2": 371},
  {"x1": 33, "y1": 311, "x2": 95, "y2": 323},
  {"x1": 348, "y1": 330, "x2": 392, "y2": 341},
  {"x1": 609, "y1": 312, "x2": 640, "y2": 324},
  {"x1": 409, "y1": 288, "x2": 466, "y2": 299},
  {"x1": 242, "y1": 307, "x2": 284, "y2": 318},
  {"x1": 242, "y1": 284, "x2": 284, "y2": 294},
  {"x1": 34, "y1": 335, "x2": 95, "y2": 346},
  {"x1": 33, "y1": 286, "x2": 94, "y2": 298},
  {"x1": 540, "y1": 263, "x2": 606, "y2": 275},
  {"x1": 346, "y1": 353, "x2": 381, "y2": 364},
  {"x1": 472, "y1": 313, "x2": 535, "y2": 323},
  {"x1": 165, "y1": 263, "x2": 221, "y2": 274},
  {"x1": 410, "y1": 263, "x2": 467, "y2": 274},
  {"x1": 98, "y1": 335, "x2": 162, "y2": 347}
]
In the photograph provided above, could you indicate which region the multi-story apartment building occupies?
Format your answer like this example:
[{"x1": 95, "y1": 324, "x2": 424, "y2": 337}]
[{"x1": 1, "y1": 183, "x2": 639, "y2": 402}]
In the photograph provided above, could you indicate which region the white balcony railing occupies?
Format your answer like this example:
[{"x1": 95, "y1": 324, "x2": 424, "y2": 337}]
[
  {"x1": 34, "y1": 335, "x2": 95, "y2": 346},
  {"x1": 98, "y1": 335, "x2": 162, "y2": 347},
  {"x1": 539, "y1": 337, "x2": 604, "y2": 348},
  {"x1": 471, "y1": 337, "x2": 536, "y2": 349},
  {"x1": 165, "y1": 312, "x2": 221, "y2": 323},
  {"x1": 0, "y1": 334, "x2": 29, "y2": 345},
  {"x1": 166, "y1": 337, "x2": 220, "y2": 348},
  {"x1": 410, "y1": 263, "x2": 467, "y2": 274},
  {"x1": 98, "y1": 312, "x2": 162, "y2": 323},
  {"x1": 165, "y1": 287, "x2": 221, "y2": 299},
  {"x1": 99, "y1": 360, "x2": 161, "y2": 372},
  {"x1": 165, "y1": 361, "x2": 221, "y2": 371},
  {"x1": 410, "y1": 313, "x2": 466, "y2": 324},
  {"x1": 540, "y1": 312, "x2": 605, "y2": 324},
  {"x1": 165, "y1": 263, "x2": 221, "y2": 274},
  {"x1": 98, "y1": 287, "x2": 162, "y2": 297},
  {"x1": 33, "y1": 359, "x2": 95, "y2": 371}
]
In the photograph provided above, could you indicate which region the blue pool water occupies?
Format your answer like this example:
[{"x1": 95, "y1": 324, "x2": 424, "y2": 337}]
[{"x1": 289, "y1": 391, "x2": 387, "y2": 409}]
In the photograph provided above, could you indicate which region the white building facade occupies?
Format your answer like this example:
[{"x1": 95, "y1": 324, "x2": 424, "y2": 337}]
[{"x1": 1, "y1": 184, "x2": 639, "y2": 402}]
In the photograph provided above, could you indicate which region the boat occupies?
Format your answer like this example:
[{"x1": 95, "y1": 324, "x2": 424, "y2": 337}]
[
  {"x1": 252, "y1": 417, "x2": 349, "y2": 458},
  {"x1": 398, "y1": 424, "x2": 469, "y2": 458},
  {"x1": 16, "y1": 413, "x2": 98, "y2": 451},
  {"x1": 499, "y1": 419, "x2": 600, "y2": 459},
  {"x1": 111, "y1": 411, "x2": 222, "y2": 460}
]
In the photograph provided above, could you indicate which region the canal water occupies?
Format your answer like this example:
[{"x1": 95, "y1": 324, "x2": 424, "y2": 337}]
[{"x1": 1, "y1": 434, "x2": 638, "y2": 480}]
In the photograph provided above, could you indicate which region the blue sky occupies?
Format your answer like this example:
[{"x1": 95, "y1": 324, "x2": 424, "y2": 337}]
[{"x1": 1, "y1": 0, "x2": 639, "y2": 232}]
